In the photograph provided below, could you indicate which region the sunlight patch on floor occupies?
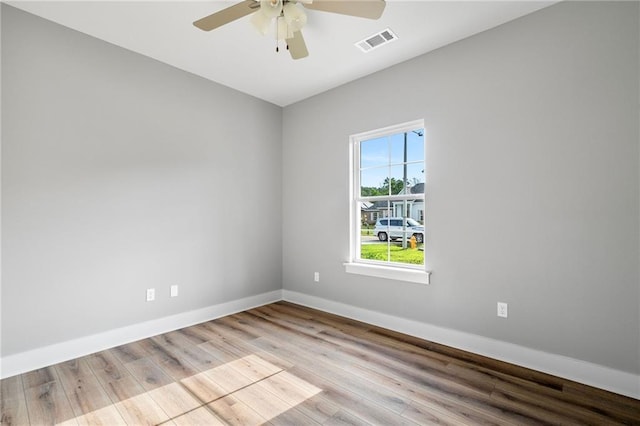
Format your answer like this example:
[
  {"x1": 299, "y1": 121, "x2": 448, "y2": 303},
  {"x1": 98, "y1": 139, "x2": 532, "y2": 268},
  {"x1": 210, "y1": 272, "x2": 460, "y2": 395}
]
[{"x1": 58, "y1": 354, "x2": 322, "y2": 425}]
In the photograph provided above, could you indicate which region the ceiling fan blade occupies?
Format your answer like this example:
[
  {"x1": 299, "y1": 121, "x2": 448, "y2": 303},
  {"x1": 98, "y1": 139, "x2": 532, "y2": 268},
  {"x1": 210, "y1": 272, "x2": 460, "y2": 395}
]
[
  {"x1": 193, "y1": 0, "x2": 259, "y2": 31},
  {"x1": 303, "y1": 0, "x2": 385, "y2": 20},
  {"x1": 287, "y1": 31, "x2": 309, "y2": 60}
]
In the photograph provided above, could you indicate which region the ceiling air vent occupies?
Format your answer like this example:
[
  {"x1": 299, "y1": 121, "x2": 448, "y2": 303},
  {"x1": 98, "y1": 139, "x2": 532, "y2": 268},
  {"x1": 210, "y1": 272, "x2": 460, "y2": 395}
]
[{"x1": 355, "y1": 28, "x2": 398, "y2": 53}]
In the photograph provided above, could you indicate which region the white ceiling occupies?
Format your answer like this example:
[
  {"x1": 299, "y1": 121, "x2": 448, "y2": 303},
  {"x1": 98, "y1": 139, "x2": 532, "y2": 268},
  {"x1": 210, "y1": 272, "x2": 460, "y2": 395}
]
[{"x1": 6, "y1": 1, "x2": 555, "y2": 106}]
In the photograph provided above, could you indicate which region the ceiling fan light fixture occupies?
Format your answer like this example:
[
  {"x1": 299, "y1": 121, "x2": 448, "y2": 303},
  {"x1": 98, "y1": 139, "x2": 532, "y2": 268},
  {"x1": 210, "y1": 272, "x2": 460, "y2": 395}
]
[
  {"x1": 260, "y1": 0, "x2": 283, "y2": 19},
  {"x1": 283, "y1": 3, "x2": 307, "y2": 31},
  {"x1": 275, "y1": 16, "x2": 294, "y2": 40},
  {"x1": 250, "y1": 9, "x2": 272, "y2": 35}
]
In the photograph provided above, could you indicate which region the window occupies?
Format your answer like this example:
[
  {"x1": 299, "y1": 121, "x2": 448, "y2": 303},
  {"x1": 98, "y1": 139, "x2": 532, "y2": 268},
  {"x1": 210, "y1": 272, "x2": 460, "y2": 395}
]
[{"x1": 345, "y1": 120, "x2": 430, "y2": 284}]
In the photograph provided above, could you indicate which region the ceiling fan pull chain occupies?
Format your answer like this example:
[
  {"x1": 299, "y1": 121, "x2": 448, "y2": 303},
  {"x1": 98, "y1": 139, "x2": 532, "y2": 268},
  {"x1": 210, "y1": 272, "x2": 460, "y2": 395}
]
[{"x1": 275, "y1": 16, "x2": 279, "y2": 52}]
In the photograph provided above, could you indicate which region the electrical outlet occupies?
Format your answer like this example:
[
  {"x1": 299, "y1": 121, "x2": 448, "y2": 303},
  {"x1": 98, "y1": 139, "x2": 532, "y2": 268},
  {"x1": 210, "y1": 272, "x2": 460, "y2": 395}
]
[
  {"x1": 314, "y1": 272, "x2": 320, "y2": 282},
  {"x1": 170, "y1": 285, "x2": 179, "y2": 297},
  {"x1": 497, "y1": 302, "x2": 508, "y2": 318},
  {"x1": 146, "y1": 288, "x2": 155, "y2": 302}
]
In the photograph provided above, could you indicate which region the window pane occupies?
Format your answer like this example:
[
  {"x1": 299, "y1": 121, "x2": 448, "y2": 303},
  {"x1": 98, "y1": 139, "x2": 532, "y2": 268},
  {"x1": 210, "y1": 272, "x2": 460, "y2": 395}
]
[
  {"x1": 360, "y1": 136, "x2": 388, "y2": 168},
  {"x1": 389, "y1": 133, "x2": 405, "y2": 165},
  {"x1": 360, "y1": 201, "x2": 391, "y2": 263},
  {"x1": 358, "y1": 199, "x2": 424, "y2": 266},
  {"x1": 405, "y1": 162, "x2": 425, "y2": 192},
  {"x1": 360, "y1": 166, "x2": 389, "y2": 197},
  {"x1": 406, "y1": 129, "x2": 424, "y2": 163},
  {"x1": 388, "y1": 165, "x2": 406, "y2": 195},
  {"x1": 389, "y1": 129, "x2": 424, "y2": 165},
  {"x1": 388, "y1": 242, "x2": 425, "y2": 265}
]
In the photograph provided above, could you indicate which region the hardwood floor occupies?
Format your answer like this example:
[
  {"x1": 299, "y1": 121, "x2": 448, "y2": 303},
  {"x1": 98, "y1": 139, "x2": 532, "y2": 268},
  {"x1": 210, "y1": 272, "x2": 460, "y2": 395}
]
[{"x1": 1, "y1": 301, "x2": 639, "y2": 425}]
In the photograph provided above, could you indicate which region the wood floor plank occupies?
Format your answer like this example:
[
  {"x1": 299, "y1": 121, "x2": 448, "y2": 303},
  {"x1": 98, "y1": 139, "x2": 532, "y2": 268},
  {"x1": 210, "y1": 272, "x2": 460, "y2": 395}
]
[
  {"x1": 492, "y1": 380, "x2": 626, "y2": 425},
  {"x1": 333, "y1": 341, "x2": 551, "y2": 424},
  {"x1": 73, "y1": 404, "x2": 127, "y2": 426},
  {"x1": 259, "y1": 371, "x2": 322, "y2": 407},
  {"x1": 205, "y1": 316, "x2": 262, "y2": 341},
  {"x1": 98, "y1": 375, "x2": 170, "y2": 425},
  {"x1": 197, "y1": 315, "x2": 296, "y2": 370},
  {"x1": 155, "y1": 336, "x2": 224, "y2": 373},
  {"x1": 197, "y1": 335, "x2": 256, "y2": 363},
  {"x1": 247, "y1": 375, "x2": 323, "y2": 425},
  {"x1": 113, "y1": 395, "x2": 170, "y2": 425},
  {"x1": 121, "y1": 357, "x2": 203, "y2": 420},
  {"x1": 1, "y1": 375, "x2": 30, "y2": 426},
  {"x1": 207, "y1": 394, "x2": 267, "y2": 426},
  {"x1": 1, "y1": 375, "x2": 24, "y2": 403},
  {"x1": 146, "y1": 382, "x2": 202, "y2": 419},
  {"x1": 170, "y1": 406, "x2": 226, "y2": 426},
  {"x1": 273, "y1": 364, "x2": 363, "y2": 411},
  {"x1": 286, "y1": 393, "x2": 341, "y2": 424},
  {"x1": 21, "y1": 366, "x2": 59, "y2": 390},
  {"x1": 54, "y1": 358, "x2": 114, "y2": 417},
  {"x1": 201, "y1": 330, "x2": 295, "y2": 372},
  {"x1": 401, "y1": 399, "x2": 476, "y2": 426},
  {"x1": 173, "y1": 324, "x2": 220, "y2": 345},
  {"x1": 246, "y1": 305, "x2": 329, "y2": 336},
  {"x1": 323, "y1": 408, "x2": 370, "y2": 426},
  {"x1": 273, "y1": 301, "x2": 373, "y2": 336},
  {"x1": 24, "y1": 380, "x2": 77, "y2": 425},
  {"x1": 201, "y1": 362, "x2": 255, "y2": 394},
  {"x1": 490, "y1": 387, "x2": 586, "y2": 425},
  {"x1": 265, "y1": 406, "x2": 321, "y2": 425},
  {"x1": 232, "y1": 380, "x2": 292, "y2": 422},
  {"x1": 368, "y1": 324, "x2": 567, "y2": 392},
  {"x1": 252, "y1": 331, "x2": 428, "y2": 416},
  {"x1": 284, "y1": 364, "x2": 415, "y2": 425},
  {"x1": 562, "y1": 381, "x2": 640, "y2": 422},
  {"x1": 467, "y1": 362, "x2": 637, "y2": 424},
  {"x1": 226, "y1": 354, "x2": 283, "y2": 383},
  {"x1": 137, "y1": 338, "x2": 200, "y2": 381},
  {"x1": 109, "y1": 341, "x2": 150, "y2": 365},
  {"x1": 86, "y1": 350, "x2": 130, "y2": 385},
  {"x1": 179, "y1": 371, "x2": 228, "y2": 403},
  {"x1": 122, "y1": 357, "x2": 174, "y2": 391},
  {"x1": 51, "y1": 358, "x2": 125, "y2": 425}
]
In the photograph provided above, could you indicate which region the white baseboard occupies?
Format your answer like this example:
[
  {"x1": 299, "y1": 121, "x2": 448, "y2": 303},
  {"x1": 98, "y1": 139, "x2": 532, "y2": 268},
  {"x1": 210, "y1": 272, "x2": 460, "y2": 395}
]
[
  {"x1": 0, "y1": 290, "x2": 283, "y2": 379},
  {"x1": 282, "y1": 290, "x2": 640, "y2": 400}
]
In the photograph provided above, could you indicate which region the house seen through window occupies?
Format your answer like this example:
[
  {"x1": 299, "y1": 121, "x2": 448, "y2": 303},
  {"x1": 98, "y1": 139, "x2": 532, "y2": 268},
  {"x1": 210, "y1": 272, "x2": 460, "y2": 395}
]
[{"x1": 350, "y1": 120, "x2": 425, "y2": 270}]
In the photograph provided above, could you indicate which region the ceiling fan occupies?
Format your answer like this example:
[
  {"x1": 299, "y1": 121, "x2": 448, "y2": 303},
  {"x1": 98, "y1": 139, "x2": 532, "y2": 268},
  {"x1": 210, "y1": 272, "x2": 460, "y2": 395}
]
[{"x1": 193, "y1": 0, "x2": 386, "y2": 60}]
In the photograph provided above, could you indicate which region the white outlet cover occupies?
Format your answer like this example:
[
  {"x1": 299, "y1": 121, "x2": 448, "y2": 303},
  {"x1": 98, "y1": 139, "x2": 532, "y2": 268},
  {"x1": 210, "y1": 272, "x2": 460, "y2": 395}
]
[
  {"x1": 170, "y1": 285, "x2": 179, "y2": 297},
  {"x1": 146, "y1": 288, "x2": 155, "y2": 302},
  {"x1": 497, "y1": 302, "x2": 508, "y2": 318},
  {"x1": 314, "y1": 272, "x2": 320, "y2": 282}
]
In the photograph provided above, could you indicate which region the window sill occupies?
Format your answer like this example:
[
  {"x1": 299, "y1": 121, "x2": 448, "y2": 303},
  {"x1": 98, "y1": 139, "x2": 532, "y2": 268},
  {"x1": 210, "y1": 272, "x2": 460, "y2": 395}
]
[{"x1": 344, "y1": 262, "x2": 431, "y2": 285}]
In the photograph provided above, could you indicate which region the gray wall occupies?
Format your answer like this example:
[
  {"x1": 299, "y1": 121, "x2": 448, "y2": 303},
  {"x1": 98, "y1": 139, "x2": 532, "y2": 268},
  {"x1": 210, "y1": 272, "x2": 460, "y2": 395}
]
[
  {"x1": 1, "y1": 5, "x2": 282, "y2": 356},
  {"x1": 283, "y1": 1, "x2": 640, "y2": 374}
]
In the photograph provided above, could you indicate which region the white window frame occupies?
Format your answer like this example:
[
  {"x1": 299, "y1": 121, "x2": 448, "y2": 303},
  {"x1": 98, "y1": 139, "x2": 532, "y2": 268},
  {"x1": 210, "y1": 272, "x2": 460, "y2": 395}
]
[{"x1": 344, "y1": 119, "x2": 431, "y2": 285}]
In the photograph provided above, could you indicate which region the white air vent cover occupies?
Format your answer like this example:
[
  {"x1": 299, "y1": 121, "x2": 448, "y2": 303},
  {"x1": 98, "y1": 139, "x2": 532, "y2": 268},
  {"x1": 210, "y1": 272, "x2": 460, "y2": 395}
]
[{"x1": 355, "y1": 28, "x2": 398, "y2": 53}]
